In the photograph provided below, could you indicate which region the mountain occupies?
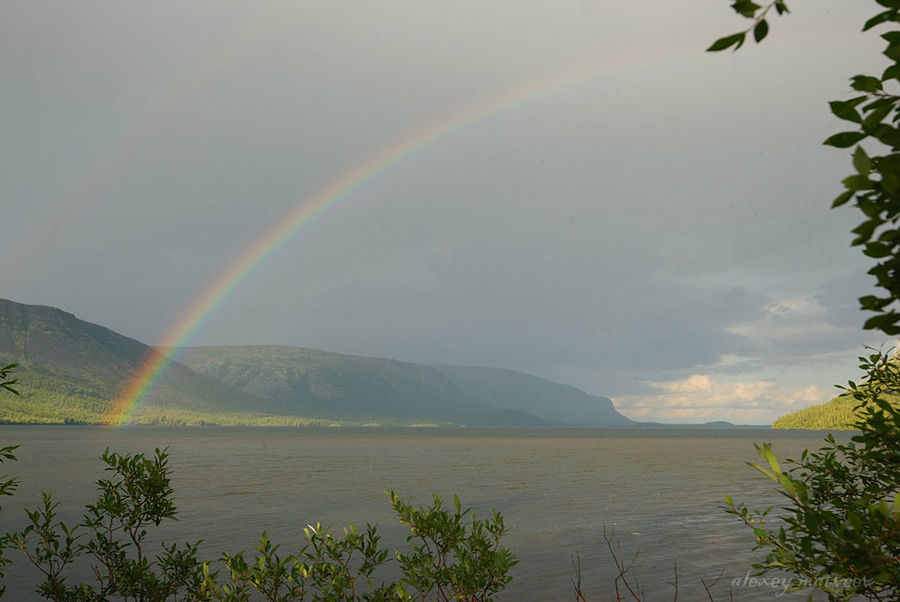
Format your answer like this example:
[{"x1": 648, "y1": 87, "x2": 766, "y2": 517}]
[
  {"x1": 0, "y1": 298, "x2": 634, "y2": 427},
  {"x1": 0, "y1": 298, "x2": 274, "y2": 424},
  {"x1": 431, "y1": 365, "x2": 634, "y2": 427},
  {"x1": 172, "y1": 345, "x2": 486, "y2": 423},
  {"x1": 173, "y1": 346, "x2": 635, "y2": 426}
]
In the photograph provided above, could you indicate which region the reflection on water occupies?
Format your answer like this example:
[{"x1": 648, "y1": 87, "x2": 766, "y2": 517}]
[{"x1": 0, "y1": 426, "x2": 843, "y2": 600}]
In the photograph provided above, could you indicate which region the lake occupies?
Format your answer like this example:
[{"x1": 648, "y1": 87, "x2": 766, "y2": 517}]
[{"x1": 0, "y1": 426, "x2": 844, "y2": 600}]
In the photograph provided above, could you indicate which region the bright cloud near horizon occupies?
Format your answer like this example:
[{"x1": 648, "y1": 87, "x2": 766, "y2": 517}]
[{"x1": 0, "y1": 1, "x2": 890, "y2": 423}]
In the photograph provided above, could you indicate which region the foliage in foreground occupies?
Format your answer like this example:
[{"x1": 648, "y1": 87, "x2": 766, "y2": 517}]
[
  {"x1": 0, "y1": 364, "x2": 20, "y2": 597},
  {"x1": 201, "y1": 492, "x2": 514, "y2": 601},
  {"x1": 726, "y1": 348, "x2": 900, "y2": 601},
  {"x1": 0, "y1": 445, "x2": 17, "y2": 599},
  {"x1": 711, "y1": 3, "x2": 900, "y2": 598},
  {"x1": 10, "y1": 448, "x2": 203, "y2": 600},
  {"x1": 3, "y1": 446, "x2": 515, "y2": 601}
]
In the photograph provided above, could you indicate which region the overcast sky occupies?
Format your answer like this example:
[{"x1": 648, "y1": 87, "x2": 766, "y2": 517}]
[{"x1": 1, "y1": 1, "x2": 891, "y2": 423}]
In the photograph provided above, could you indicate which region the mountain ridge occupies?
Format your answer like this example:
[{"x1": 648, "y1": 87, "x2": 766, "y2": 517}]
[
  {"x1": 430, "y1": 364, "x2": 633, "y2": 427},
  {"x1": 0, "y1": 298, "x2": 634, "y2": 427},
  {"x1": 172, "y1": 345, "x2": 633, "y2": 426},
  {"x1": 0, "y1": 298, "x2": 275, "y2": 424}
]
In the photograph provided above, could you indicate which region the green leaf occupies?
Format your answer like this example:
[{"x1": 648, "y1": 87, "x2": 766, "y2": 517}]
[
  {"x1": 747, "y1": 461, "x2": 776, "y2": 481},
  {"x1": 870, "y1": 500, "x2": 891, "y2": 517},
  {"x1": 864, "y1": 10, "x2": 894, "y2": 31},
  {"x1": 853, "y1": 146, "x2": 872, "y2": 174},
  {"x1": 884, "y1": 42, "x2": 900, "y2": 61},
  {"x1": 882, "y1": 169, "x2": 900, "y2": 195},
  {"x1": 824, "y1": 131, "x2": 867, "y2": 148},
  {"x1": 872, "y1": 123, "x2": 900, "y2": 146},
  {"x1": 829, "y1": 100, "x2": 863, "y2": 123},
  {"x1": 863, "y1": 102, "x2": 894, "y2": 129},
  {"x1": 731, "y1": 0, "x2": 762, "y2": 17},
  {"x1": 707, "y1": 32, "x2": 746, "y2": 52},
  {"x1": 864, "y1": 242, "x2": 892, "y2": 258},
  {"x1": 832, "y1": 189, "x2": 854, "y2": 208},
  {"x1": 842, "y1": 174, "x2": 874, "y2": 190},
  {"x1": 753, "y1": 19, "x2": 769, "y2": 43},
  {"x1": 864, "y1": 312, "x2": 900, "y2": 332},
  {"x1": 774, "y1": 1, "x2": 789, "y2": 15},
  {"x1": 776, "y1": 473, "x2": 796, "y2": 497},
  {"x1": 852, "y1": 218, "x2": 878, "y2": 243},
  {"x1": 851, "y1": 75, "x2": 883, "y2": 93},
  {"x1": 859, "y1": 295, "x2": 890, "y2": 310},
  {"x1": 883, "y1": 64, "x2": 900, "y2": 82},
  {"x1": 724, "y1": 494, "x2": 734, "y2": 506},
  {"x1": 758, "y1": 443, "x2": 781, "y2": 474}
]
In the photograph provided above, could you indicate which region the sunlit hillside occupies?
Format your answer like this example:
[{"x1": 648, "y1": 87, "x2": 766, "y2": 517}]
[{"x1": 773, "y1": 391, "x2": 900, "y2": 430}]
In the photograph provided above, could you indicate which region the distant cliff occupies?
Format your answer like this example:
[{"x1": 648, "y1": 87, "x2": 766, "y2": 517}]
[
  {"x1": 432, "y1": 364, "x2": 634, "y2": 427},
  {"x1": 175, "y1": 346, "x2": 635, "y2": 426}
]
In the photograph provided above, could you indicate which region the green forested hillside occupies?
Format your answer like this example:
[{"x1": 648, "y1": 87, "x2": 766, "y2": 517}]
[
  {"x1": 0, "y1": 298, "x2": 280, "y2": 424},
  {"x1": 772, "y1": 391, "x2": 900, "y2": 430}
]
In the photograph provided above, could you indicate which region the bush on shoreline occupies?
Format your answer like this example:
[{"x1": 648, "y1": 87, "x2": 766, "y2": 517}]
[{"x1": 3, "y1": 446, "x2": 516, "y2": 601}]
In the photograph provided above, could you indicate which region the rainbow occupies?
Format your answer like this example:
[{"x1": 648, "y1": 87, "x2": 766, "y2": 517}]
[{"x1": 105, "y1": 48, "x2": 698, "y2": 425}]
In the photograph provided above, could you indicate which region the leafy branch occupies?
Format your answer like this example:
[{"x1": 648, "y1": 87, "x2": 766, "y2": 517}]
[
  {"x1": 0, "y1": 365, "x2": 19, "y2": 397},
  {"x1": 707, "y1": 1, "x2": 789, "y2": 52},
  {"x1": 712, "y1": 0, "x2": 900, "y2": 335}
]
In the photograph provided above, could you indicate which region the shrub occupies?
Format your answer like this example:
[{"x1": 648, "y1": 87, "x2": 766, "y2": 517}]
[
  {"x1": 10, "y1": 448, "x2": 203, "y2": 600},
  {"x1": 200, "y1": 492, "x2": 516, "y2": 601},
  {"x1": 390, "y1": 491, "x2": 516, "y2": 601},
  {"x1": 4, "y1": 446, "x2": 515, "y2": 601}
]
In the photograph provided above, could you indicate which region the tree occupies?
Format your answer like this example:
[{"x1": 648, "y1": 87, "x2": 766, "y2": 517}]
[{"x1": 711, "y1": 2, "x2": 900, "y2": 600}]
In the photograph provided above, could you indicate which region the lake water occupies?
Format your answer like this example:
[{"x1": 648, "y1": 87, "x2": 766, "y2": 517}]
[{"x1": 0, "y1": 426, "x2": 845, "y2": 600}]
